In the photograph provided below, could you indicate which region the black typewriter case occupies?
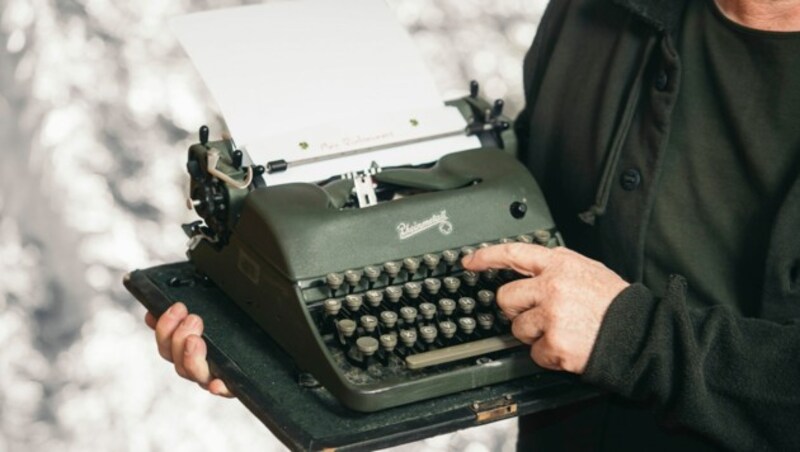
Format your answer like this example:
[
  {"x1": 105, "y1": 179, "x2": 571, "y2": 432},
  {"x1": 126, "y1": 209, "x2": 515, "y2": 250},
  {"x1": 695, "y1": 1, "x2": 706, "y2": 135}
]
[{"x1": 125, "y1": 262, "x2": 599, "y2": 451}]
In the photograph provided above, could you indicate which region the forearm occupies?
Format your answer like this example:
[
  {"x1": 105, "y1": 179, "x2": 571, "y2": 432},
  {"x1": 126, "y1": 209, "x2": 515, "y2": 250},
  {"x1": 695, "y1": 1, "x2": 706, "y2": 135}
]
[{"x1": 583, "y1": 275, "x2": 800, "y2": 450}]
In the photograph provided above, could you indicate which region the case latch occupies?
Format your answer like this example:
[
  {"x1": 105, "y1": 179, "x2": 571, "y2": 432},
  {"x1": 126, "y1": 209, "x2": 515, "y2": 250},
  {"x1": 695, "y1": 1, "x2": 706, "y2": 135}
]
[{"x1": 470, "y1": 394, "x2": 517, "y2": 423}]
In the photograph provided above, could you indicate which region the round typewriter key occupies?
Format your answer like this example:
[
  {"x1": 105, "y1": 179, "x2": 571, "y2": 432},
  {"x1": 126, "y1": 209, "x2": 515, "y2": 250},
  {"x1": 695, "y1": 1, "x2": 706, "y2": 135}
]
[
  {"x1": 419, "y1": 302, "x2": 436, "y2": 320},
  {"x1": 477, "y1": 312, "x2": 495, "y2": 330},
  {"x1": 458, "y1": 317, "x2": 477, "y2": 335},
  {"x1": 345, "y1": 294, "x2": 363, "y2": 312},
  {"x1": 399, "y1": 306, "x2": 418, "y2": 323},
  {"x1": 399, "y1": 329, "x2": 418, "y2": 347},
  {"x1": 499, "y1": 237, "x2": 515, "y2": 244},
  {"x1": 439, "y1": 320, "x2": 457, "y2": 339},
  {"x1": 380, "y1": 333, "x2": 397, "y2": 352},
  {"x1": 385, "y1": 285, "x2": 403, "y2": 303},
  {"x1": 423, "y1": 278, "x2": 442, "y2": 295},
  {"x1": 481, "y1": 268, "x2": 498, "y2": 282},
  {"x1": 380, "y1": 310, "x2": 398, "y2": 329},
  {"x1": 438, "y1": 298, "x2": 456, "y2": 316},
  {"x1": 365, "y1": 290, "x2": 384, "y2": 308},
  {"x1": 477, "y1": 289, "x2": 495, "y2": 307},
  {"x1": 419, "y1": 325, "x2": 438, "y2": 344},
  {"x1": 441, "y1": 249, "x2": 459, "y2": 266},
  {"x1": 478, "y1": 242, "x2": 492, "y2": 250},
  {"x1": 497, "y1": 311, "x2": 510, "y2": 326},
  {"x1": 458, "y1": 297, "x2": 476, "y2": 315},
  {"x1": 383, "y1": 261, "x2": 401, "y2": 279},
  {"x1": 363, "y1": 265, "x2": 381, "y2": 283},
  {"x1": 344, "y1": 269, "x2": 362, "y2": 287},
  {"x1": 403, "y1": 257, "x2": 421, "y2": 276},
  {"x1": 534, "y1": 229, "x2": 552, "y2": 245},
  {"x1": 443, "y1": 276, "x2": 461, "y2": 293},
  {"x1": 323, "y1": 298, "x2": 342, "y2": 316},
  {"x1": 326, "y1": 272, "x2": 344, "y2": 292},
  {"x1": 461, "y1": 270, "x2": 479, "y2": 287},
  {"x1": 460, "y1": 246, "x2": 476, "y2": 257},
  {"x1": 422, "y1": 253, "x2": 441, "y2": 272},
  {"x1": 403, "y1": 281, "x2": 422, "y2": 299},
  {"x1": 360, "y1": 315, "x2": 378, "y2": 333},
  {"x1": 356, "y1": 336, "x2": 379, "y2": 356},
  {"x1": 516, "y1": 234, "x2": 534, "y2": 244},
  {"x1": 337, "y1": 319, "x2": 357, "y2": 338}
]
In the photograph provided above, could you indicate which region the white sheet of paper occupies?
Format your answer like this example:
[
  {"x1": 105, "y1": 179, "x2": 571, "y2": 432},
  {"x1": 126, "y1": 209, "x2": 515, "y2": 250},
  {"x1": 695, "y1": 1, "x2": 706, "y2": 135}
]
[{"x1": 172, "y1": 0, "x2": 479, "y2": 184}]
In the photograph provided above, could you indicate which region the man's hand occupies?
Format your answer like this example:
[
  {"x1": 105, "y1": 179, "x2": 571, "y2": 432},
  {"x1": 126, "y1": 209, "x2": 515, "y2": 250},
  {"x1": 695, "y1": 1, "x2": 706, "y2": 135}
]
[
  {"x1": 144, "y1": 302, "x2": 233, "y2": 397},
  {"x1": 462, "y1": 244, "x2": 629, "y2": 374}
]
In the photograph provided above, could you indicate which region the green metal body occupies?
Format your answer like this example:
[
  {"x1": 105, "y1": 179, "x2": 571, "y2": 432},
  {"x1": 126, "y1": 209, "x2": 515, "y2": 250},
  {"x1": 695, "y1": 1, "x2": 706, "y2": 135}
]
[{"x1": 185, "y1": 96, "x2": 561, "y2": 412}]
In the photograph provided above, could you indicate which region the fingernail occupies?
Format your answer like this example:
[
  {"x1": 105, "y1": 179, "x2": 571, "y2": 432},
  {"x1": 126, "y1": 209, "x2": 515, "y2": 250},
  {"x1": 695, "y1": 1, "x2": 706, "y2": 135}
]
[
  {"x1": 185, "y1": 315, "x2": 200, "y2": 328},
  {"x1": 461, "y1": 253, "x2": 475, "y2": 266}
]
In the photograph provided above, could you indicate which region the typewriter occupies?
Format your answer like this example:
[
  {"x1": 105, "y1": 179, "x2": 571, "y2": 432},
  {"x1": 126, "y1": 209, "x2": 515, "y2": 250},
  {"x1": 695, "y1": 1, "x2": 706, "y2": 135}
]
[{"x1": 181, "y1": 82, "x2": 563, "y2": 412}]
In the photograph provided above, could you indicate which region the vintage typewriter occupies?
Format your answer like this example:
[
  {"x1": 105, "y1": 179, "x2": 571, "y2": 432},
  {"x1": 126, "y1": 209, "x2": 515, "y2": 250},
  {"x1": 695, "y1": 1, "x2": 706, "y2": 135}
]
[{"x1": 180, "y1": 82, "x2": 563, "y2": 412}]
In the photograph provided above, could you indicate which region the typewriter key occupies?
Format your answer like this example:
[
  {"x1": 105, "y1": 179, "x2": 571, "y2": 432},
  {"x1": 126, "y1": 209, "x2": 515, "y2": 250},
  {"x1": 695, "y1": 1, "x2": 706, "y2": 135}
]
[
  {"x1": 477, "y1": 289, "x2": 495, "y2": 307},
  {"x1": 461, "y1": 271, "x2": 479, "y2": 287},
  {"x1": 337, "y1": 319, "x2": 357, "y2": 338},
  {"x1": 439, "y1": 320, "x2": 457, "y2": 339},
  {"x1": 379, "y1": 333, "x2": 397, "y2": 352},
  {"x1": 419, "y1": 325, "x2": 438, "y2": 344},
  {"x1": 419, "y1": 302, "x2": 436, "y2": 321},
  {"x1": 383, "y1": 261, "x2": 401, "y2": 281},
  {"x1": 344, "y1": 269, "x2": 363, "y2": 289},
  {"x1": 499, "y1": 237, "x2": 515, "y2": 244},
  {"x1": 399, "y1": 329, "x2": 418, "y2": 347},
  {"x1": 357, "y1": 336, "x2": 379, "y2": 357},
  {"x1": 460, "y1": 246, "x2": 476, "y2": 257},
  {"x1": 423, "y1": 278, "x2": 441, "y2": 295},
  {"x1": 326, "y1": 272, "x2": 344, "y2": 293},
  {"x1": 380, "y1": 311, "x2": 398, "y2": 329},
  {"x1": 534, "y1": 229, "x2": 552, "y2": 245},
  {"x1": 443, "y1": 276, "x2": 461, "y2": 294},
  {"x1": 402, "y1": 257, "x2": 421, "y2": 278},
  {"x1": 403, "y1": 281, "x2": 422, "y2": 299},
  {"x1": 323, "y1": 298, "x2": 342, "y2": 316},
  {"x1": 441, "y1": 249, "x2": 459, "y2": 267},
  {"x1": 345, "y1": 294, "x2": 363, "y2": 312},
  {"x1": 365, "y1": 290, "x2": 383, "y2": 308},
  {"x1": 360, "y1": 315, "x2": 378, "y2": 333},
  {"x1": 477, "y1": 313, "x2": 495, "y2": 330},
  {"x1": 497, "y1": 311, "x2": 510, "y2": 326},
  {"x1": 479, "y1": 242, "x2": 492, "y2": 249},
  {"x1": 458, "y1": 317, "x2": 477, "y2": 335},
  {"x1": 399, "y1": 306, "x2": 418, "y2": 323},
  {"x1": 422, "y1": 253, "x2": 441, "y2": 273},
  {"x1": 385, "y1": 285, "x2": 403, "y2": 304},
  {"x1": 458, "y1": 297, "x2": 476, "y2": 315},
  {"x1": 516, "y1": 234, "x2": 534, "y2": 244},
  {"x1": 481, "y1": 268, "x2": 499, "y2": 282},
  {"x1": 363, "y1": 265, "x2": 381, "y2": 284},
  {"x1": 438, "y1": 298, "x2": 456, "y2": 316}
]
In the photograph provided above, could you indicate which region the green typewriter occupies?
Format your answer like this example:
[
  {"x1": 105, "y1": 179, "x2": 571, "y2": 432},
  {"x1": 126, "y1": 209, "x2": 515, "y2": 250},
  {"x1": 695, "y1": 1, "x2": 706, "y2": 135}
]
[{"x1": 179, "y1": 83, "x2": 563, "y2": 412}]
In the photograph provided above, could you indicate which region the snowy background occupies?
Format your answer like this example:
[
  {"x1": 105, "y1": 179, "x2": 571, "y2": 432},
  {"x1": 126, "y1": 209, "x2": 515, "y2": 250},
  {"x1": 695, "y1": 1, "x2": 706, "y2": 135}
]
[{"x1": 0, "y1": 0, "x2": 547, "y2": 450}]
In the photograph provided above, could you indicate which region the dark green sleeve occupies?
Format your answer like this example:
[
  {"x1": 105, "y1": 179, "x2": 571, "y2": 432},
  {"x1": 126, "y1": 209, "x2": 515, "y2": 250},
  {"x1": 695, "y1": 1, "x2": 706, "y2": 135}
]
[{"x1": 582, "y1": 275, "x2": 800, "y2": 450}]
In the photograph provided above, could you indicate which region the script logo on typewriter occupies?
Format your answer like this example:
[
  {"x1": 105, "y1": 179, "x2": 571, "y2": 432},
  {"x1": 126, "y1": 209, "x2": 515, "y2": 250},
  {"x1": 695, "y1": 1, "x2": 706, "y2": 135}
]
[{"x1": 396, "y1": 210, "x2": 453, "y2": 240}]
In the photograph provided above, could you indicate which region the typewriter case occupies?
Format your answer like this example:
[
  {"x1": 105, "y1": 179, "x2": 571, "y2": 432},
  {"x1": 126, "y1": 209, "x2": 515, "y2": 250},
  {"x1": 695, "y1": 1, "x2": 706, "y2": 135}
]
[{"x1": 125, "y1": 93, "x2": 597, "y2": 449}]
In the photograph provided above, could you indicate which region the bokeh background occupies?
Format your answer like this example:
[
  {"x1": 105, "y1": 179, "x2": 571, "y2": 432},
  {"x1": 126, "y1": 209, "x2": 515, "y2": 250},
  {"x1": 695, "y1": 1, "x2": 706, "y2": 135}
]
[{"x1": 0, "y1": 1, "x2": 547, "y2": 450}]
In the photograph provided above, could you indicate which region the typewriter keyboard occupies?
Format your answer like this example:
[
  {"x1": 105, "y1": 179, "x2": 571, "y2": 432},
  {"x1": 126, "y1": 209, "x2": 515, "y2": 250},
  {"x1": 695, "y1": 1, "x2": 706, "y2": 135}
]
[{"x1": 307, "y1": 232, "x2": 556, "y2": 383}]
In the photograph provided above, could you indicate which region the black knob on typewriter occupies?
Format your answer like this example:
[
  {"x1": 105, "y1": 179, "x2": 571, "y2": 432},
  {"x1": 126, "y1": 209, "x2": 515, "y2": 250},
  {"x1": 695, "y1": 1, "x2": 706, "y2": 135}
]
[
  {"x1": 491, "y1": 99, "x2": 504, "y2": 118},
  {"x1": 510, "y1": 201, "x2": 528, "y2": 219},
  {"x1": 199, "y1": 125, "x2": 209, "y2": 146},
  {"x1": 469, "y1": 80, "x2": 480, "y2": 98}
]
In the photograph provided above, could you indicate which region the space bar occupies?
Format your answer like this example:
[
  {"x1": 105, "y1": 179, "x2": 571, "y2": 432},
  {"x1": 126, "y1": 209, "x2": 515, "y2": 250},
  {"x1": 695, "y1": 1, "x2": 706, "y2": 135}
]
[{"x1": 405, "y1": 334, "x2": 524, "y2": 370}]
